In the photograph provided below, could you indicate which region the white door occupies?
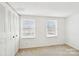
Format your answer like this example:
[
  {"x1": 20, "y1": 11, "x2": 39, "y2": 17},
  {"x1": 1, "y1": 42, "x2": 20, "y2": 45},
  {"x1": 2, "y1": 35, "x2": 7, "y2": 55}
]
[
  {"x1": 10, "y1": 13, "x2": 16, "y2": 55},
  {"x1": 0, "y1": 3, "x2": 19, "y2": 56},
  {"x1": 14, "y1": 14, "x2": 19, "y2": 53},
  {"x1": 5, "y1": 9, "x2": 16, "y2": 56},
  {"x1": 0, "y1": 4, "x2": 6, "y2": 56}
]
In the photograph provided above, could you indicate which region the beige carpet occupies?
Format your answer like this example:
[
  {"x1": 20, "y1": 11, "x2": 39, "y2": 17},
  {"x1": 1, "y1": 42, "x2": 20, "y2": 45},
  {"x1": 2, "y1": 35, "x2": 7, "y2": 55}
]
[{"x1": 16, "y1": 44, "x2": 79, "y2": 56}]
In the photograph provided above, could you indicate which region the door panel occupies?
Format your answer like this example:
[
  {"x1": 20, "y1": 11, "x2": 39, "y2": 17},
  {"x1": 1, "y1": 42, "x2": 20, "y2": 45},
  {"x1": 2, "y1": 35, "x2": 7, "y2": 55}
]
[
  {"x1": 14, "y1": 14, "x2": 19, "y2": 53},
  {"x1": 0, "y1": 4, "x2": 6, "y2": 56},
  {"x1": 5, "y1": 9, "x2": 15, "y2": 56},
  {"x1": 16, "y1": 15, "x2": 19, "y2": 53},
  {"x1": 11, "y1": 13, "x2": 16, "y2": 55}
]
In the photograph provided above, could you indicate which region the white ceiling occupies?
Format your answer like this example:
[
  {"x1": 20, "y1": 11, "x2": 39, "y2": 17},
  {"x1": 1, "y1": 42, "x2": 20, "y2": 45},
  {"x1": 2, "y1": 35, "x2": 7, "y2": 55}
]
[{"x1": 9, "y1": 2, "x2": 79, "y2": 17}]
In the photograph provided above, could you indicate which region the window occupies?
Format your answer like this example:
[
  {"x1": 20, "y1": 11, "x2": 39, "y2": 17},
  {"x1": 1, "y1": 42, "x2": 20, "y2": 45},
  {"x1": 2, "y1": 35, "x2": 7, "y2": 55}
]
[
  {"x1": 21, "y1": 19, "x2": 36, "y2": 38},
  {"x1": 46, "y1": 20, "x2": 57, "y2": 37}
]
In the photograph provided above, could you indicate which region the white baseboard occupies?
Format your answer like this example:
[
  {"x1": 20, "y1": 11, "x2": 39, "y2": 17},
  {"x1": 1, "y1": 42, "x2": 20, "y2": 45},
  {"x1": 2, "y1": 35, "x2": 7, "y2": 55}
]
[
  {"x1": 65, "y1": 41, "x2": 79, "y2": 50},
  {"x1": 20, "y1": 42, "x2": 64, "y2": 49}
]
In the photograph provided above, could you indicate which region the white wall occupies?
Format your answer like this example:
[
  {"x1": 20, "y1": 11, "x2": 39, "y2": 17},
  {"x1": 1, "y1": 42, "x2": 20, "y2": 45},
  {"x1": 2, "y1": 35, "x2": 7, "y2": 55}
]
[
  {"x1": 66, "y1": 14, "x2": 79, "y2": 50},
  {"x1": 20, "y1": 16, "x2": 65, "y2": 48}
]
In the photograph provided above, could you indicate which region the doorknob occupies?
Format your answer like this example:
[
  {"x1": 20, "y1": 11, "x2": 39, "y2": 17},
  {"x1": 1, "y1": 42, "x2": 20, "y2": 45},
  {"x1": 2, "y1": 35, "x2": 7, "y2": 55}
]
[
  {"x1": 16, "y1": 35, "x2": 18, "y2": 37},
  {"x1": 13, "y1": 36, "x2": 15, "y2": 38}
]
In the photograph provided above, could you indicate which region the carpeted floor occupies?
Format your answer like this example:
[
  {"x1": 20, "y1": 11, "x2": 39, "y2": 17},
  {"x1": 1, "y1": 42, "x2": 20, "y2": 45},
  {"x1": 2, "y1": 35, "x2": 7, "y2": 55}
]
[{"x1": 16, "y1": 44, "x2": 79, "y2": 56}]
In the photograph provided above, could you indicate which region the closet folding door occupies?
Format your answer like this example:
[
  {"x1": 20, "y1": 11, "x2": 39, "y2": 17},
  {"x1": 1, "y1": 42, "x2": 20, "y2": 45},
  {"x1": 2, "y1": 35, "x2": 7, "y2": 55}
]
[
  {"x1": 0, "y1": 3, "x2": 19, "y2": 56},
  {"x1": 6, "y1": 9, "x2": 16, "y2": 56},
  {"x1": 6, "y1": 7, "x2": 19, "y2": 56}
]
